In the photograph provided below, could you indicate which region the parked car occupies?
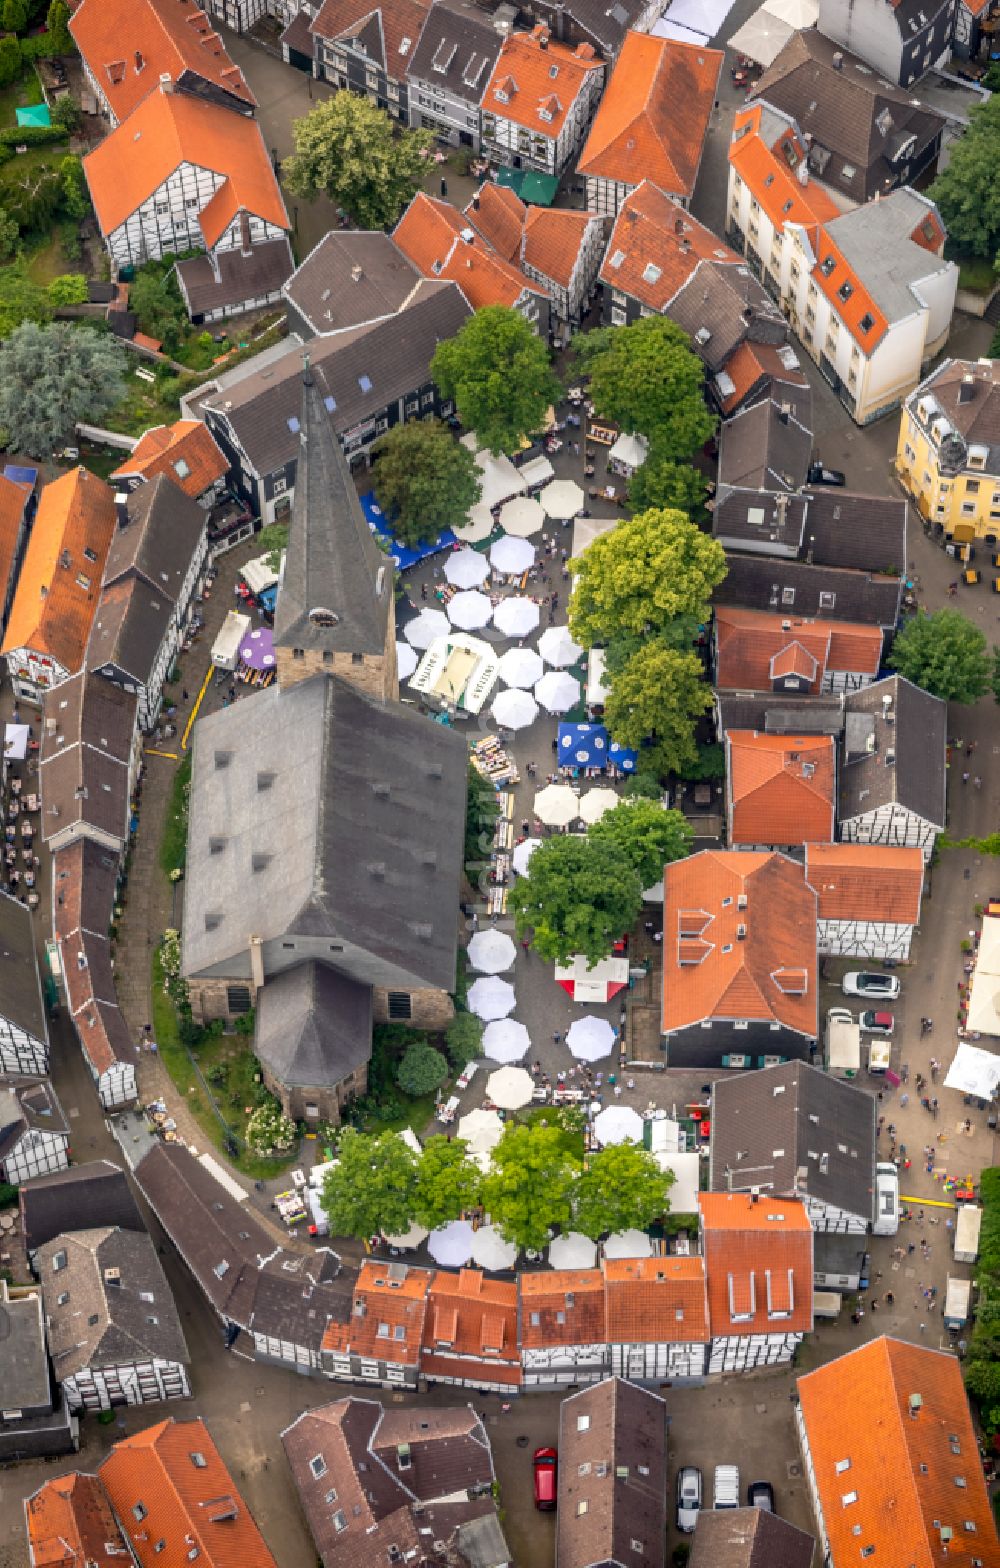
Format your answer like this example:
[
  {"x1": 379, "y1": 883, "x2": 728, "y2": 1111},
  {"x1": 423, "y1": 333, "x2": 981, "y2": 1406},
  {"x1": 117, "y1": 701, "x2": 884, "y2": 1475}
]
[
  {"x1": 860, "y1": 1010, "x2": 894, "y2": 1035},
  {"x1": 842, "y1": 971, "x2": 900, "y2": 1000},
  {"x1": 748, "y1": 1480, "x2": 775, "y2": 1511},
  {"x1": 807, "y1": 462, "x2": 847, "y2": 486},
  {"x1": 713, "y1": 1465, "x2": 740, "y2": 1510},
  {"x1": 533, "y1": 1447, "x2": 557, "y2": 1510},
  {"x1": 873, "y1": 1162, "x2": 900, "y2": 1237},
  {"x1": 676, "y1": 1466, "x2": 703, "y2": 1532}
]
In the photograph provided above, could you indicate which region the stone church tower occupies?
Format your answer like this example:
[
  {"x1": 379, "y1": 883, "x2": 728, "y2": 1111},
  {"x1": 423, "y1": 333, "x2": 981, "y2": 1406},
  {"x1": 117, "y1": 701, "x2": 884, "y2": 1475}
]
[{"x1": 273, "y1": 361, "x2": 398, "y2": 701}]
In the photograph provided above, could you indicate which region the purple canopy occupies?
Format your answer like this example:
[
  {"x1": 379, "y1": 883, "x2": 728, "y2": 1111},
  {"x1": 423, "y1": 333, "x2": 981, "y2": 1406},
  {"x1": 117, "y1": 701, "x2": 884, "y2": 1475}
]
[{"x1": 239, "y1": 627, "x2": 276, "y2": 671}]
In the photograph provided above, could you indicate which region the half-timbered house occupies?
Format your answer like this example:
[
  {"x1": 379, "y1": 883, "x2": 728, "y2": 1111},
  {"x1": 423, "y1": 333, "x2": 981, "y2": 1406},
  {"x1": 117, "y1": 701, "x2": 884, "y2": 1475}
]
[
  {"x1": 604, "y1": 1256, "x2": 709, "y2": 1382},
  {"x1": 806, "y1": 843, "x2": 925, "y2": 961},
  {"x1": 839, "y1": 676, "x2": 947, "y2": 860},
  {"x1": 700, "y1": 1192, "x2": 813, "y2": 1373},
  {"x1": 518, "y1": 1269, "x2": 608, "y2": 1388},
  {"x1": 0, "y1": 1078, "x2": 69, "y2": 1184},
  {"x1": 0, "y1": 894, "x2": 49, "y2": 1077}
]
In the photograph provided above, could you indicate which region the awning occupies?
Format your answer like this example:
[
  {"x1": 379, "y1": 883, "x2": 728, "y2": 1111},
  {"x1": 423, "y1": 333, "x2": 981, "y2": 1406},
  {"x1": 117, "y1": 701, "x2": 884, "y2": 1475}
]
[
  {"x1": 727, "y1": 6, "x2": 794, "y2": 65},
  {"x1": 609, "y1": 432, "x2": 649, "y2": 471},
  {"x1": 558, "y1": 722, "x2": 610, "y2": 768},
  {"x1": 360, "y1": 489, "x2": 456, "y2": 568},
  {"x1": 944, "y1": 1042, "x2": 1000, "y2": 1099},
  {"x1": 3, "y1": 723, "x2": 29, "y2": 760}
]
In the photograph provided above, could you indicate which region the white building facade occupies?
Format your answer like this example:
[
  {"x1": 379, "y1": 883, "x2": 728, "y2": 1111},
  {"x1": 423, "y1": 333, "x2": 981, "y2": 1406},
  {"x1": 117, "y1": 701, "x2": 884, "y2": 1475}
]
[
  {"x1": 104, "y1": 163, "x2": 286, "y2": 271},
  {"x1": 816, "y1": 913, "x2": 917, "y2": 961},
  {"x1": 0, "y1": 1122, "x2": 69, "y2": 1185},
  {"x1": 62, "y1": 1357, "x2": 191, "y2": 1415}
]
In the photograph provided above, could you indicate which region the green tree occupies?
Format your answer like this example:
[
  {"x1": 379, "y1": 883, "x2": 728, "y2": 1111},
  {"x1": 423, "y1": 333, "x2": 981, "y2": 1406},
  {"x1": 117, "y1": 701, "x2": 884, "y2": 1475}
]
[
  {"x1": 51, "y1": 94, "x2": 80, "y2": 133},
  {"x1": 0, "y1": 208, "x2": 18, "y2": 261},
  {"x1": 573, "y1": 1143, "x2": 674, "y2": 1240},
  {"x1": 372, "y1": 418, "x2": 481, "y2": 546},
  {"x1": 888, "y1": 608, "x2": 992, "y2": 703},
  {"x1": 628, "y1": 453, "x2": 707, "y2": 516},
  {"x1": 465, "y1": 760, "x2": 499, "y2": 877},
  {"x1": 256, "y1": 521, "x2": 288, "y2": 573},
  {"x1": 445, "y1": 1010, "x2": 483, "y2": 1071},
  {"x1": 0, "y1": 258, "x2": 52, "y2": 338},
  {"x1": 1, "y1": 161, "x2": 62, "y2": 232},
  {"x1": 284, "y1": 94, "x2": 432, "y2": 230},
  {"x1": 319, "y1": 1129, "x2": 418, "y2": 1240},
  {"x1": 573, "y1": 316, "x2": 716, "y2": 455},
  {"x1": 396, "y1": 1040, "x2": 448, "y2": 1096},
  {"x1": 0, "y1": 321, "x2": 123, "y2": 454},
  {"x1": 46, "y1": 0, "x2": 71, "y2": 49},
  {"x1": 431, "y1": 304, "x2": 562, "y2": 455},
  {"x1": 3, "y1": 0, "x2": 28, "y2": 34},
  {"x1": 481, "y1": 1122, "x2": 582, "y2": 1252},
  {"x1": 929, "y1": 94, "x2": 1000, "y2": 261},
  {"x1": 59, "y1": 156, "x2": 89, "y2": 220},
  {"x1": 588, "y1": 798, "x2": 693, "y2": 891},
  {"x1": 0, "y1": 35, "x2": 20, "y2": 86},
  {"x1": 568, "y1": 508, "x2": 726, "y2": 649},
  {"x1": 605, "y1": 643, "x2": 714, "y2": 780},
  {"x1": 411, "y1": 1135, "x2": 482, "y2": 1229},
  {"x1": 510, "y1": 834, "x2": 642, "y2": 966},
  {"x1": 47, "y1": 272, "x2": 86, "y2": 306},
  {"x1": 128, "y1": 264, "x2": 186, "y2": 348}
]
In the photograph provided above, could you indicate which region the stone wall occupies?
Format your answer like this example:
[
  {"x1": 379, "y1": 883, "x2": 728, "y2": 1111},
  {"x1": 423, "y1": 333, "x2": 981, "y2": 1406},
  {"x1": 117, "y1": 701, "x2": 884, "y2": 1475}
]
[
  {"x1": 274, "y1": 621, "x2": 399, "y2": 703},
  {"x1": 261, "y1": 1060, "x2": 369, "y2": 1124},
  {"x1": 372, "y1": 986, "x2": 454, "y2": 1031}
]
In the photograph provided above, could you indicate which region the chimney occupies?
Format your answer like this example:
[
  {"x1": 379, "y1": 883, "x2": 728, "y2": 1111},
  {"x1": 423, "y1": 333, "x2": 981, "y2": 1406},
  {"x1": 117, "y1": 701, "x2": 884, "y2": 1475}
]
[
  {"x1": 159, "y1": 72, "x2": 173, "y2": 92},
  {"x1": 239, "y1": 211, "x2": 251, "y2": 257},
  {"x1": 249, "y1": 935, "x2": 264, "y2": 996},
  {"x1": 750, "y1": 1187, "x2": 760, "y2": 1204},
  {"x1": 674, "y1": 216, "x2": 684, "y2": 234},
  {"x1": 114, "y1": 490, "x2": 130, "y2": 529},
  {"x1": 472, "y1": 194, "x2": 480, "y2": 210},
  {"x1": 775, "y1": 493, "x2": 789, "y2": 527},
  {"x1": 351, "y1": 263, "x2": 364, "y2": 282},
  {"x1": 832, "y1": 50, "x2": 843, "y2": 68}
]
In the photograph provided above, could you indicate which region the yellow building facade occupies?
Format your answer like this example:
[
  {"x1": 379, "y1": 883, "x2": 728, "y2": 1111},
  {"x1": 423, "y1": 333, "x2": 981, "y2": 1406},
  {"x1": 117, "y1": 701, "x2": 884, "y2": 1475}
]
[{"x1": 895, "y1": 357, "x2": 1000, "y2": 544}]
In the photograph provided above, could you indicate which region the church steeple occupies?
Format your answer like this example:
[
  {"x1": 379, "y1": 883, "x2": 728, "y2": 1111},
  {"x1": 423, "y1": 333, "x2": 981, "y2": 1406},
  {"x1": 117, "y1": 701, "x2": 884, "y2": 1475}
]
[{"x1": 273, "y1": 358, "x2": 397, "y2": 699}]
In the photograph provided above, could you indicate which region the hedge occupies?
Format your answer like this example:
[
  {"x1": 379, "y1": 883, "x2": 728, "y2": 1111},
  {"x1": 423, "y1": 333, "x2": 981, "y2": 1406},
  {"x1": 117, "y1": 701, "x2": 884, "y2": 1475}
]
[{"x1": 0, "y1": 124, "x2": 67, "y2": 149}]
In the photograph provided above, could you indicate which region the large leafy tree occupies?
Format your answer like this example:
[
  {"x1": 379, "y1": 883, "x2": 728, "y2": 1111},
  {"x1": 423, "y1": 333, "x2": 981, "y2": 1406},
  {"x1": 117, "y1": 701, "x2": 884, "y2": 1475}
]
[
  {"x1": 372, "y1": 418, "x2": 481, "y2": 546},
  {"x1": 588, "y1": 799, "x2": 693, "y2": 891},
  {"x1": 0, "y1": 322, "x2": 123, "y2": 455},
  {"x1": 284, "y1": 95, "x2": 432, "y2": 230},
  {"x1": 568, "y1": 508, "x2": 726, "y2": 649},
  {"x1": 888, "y1": 608, "x2": 993, "y2": 703},
  {"x1": 574, "y1": 316, "x2": 716, "y2": 456},
  {"x1": 510, "y1": 834, "x2": 642, "y2": 966},
  {"x1": 411, "y1": 1136, "x2": 483, "y2": 1229},
  {"x1": 0, "y1": 208, "x2": 18, "y2": 262},
  {"x1": 319, "y1": 1130, "x2": 418, "y2": 1241},
  {"x1": 605, "y1": 644, "x2": 714, "y2": 780},
  {"x1": 129, "y1": 264, "x2": 187, "y2": 348},
  {"x1": 0, "y1": 259, "x2": 52, "y2": 339},
  {"x1": 46, "y1": 0, "x2": 73, "y2": 50},
  {"x1": 629, "y1": 452, "x2": 707, "y2": 517},
  {"x1": 929, "y1": 95, "x2": 1000, "y2": 261},
  {"x1": 396, "y1": 1040, "x2": 448, "y2": 1096},
  {"x1": 445, "y1": 1010, "x2": 483, "y2": 1071},
  {"x1": 481, "y1": 1122, "x2": 582, "y2": 1252},
  {"x1": 573, "y1": 1144, "x2": 674, "y2": 1240},
  {"x1": 431, "y1": 305, "x2": 562, "y2": 455}
]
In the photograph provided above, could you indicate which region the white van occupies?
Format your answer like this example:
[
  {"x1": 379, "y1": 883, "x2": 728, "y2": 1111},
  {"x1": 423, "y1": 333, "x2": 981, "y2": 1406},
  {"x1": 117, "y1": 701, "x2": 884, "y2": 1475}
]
[
  {"x1": 872, "y1": 1162, "x2": 899, "y2": 1236},
  {"x1": 713, "y1": 1466, "x2": 740, "y2": 1509},
  {"x1": 954, "y1": 1205, "x2": 981, "y2": 1264}
]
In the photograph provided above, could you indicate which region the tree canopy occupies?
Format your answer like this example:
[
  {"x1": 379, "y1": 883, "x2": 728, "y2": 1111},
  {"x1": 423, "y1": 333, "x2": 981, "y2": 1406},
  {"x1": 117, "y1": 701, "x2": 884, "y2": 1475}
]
[
  {"x1": 568, "y1": 507, "x2": 727, "y2": 649},
  {"x1": 510, "y1": 834, "x2": 642, "y2": 966},
  {"x1": 411, "y1": 1136, "x2": 482, "y2": 1230},
  {"x1": 888, "y1": 608, "x2": 993, "y2": 703},
  {"x1": 573, "y1": 1143, "x2": 674, "y2": 1240},
  {"x1": 396, "y1": 1040, "x2": 449, "y2": 1096},
  {"x1": 372, "y1": 418, "x2": 481, "y2": 546},
  {"x1": 573, "y1": 316, "x2": 717, "y2": 457},
  {"x1": 628, "y1": 453, "x2": 707, "y2": 517},
  {"x1": 0, "y1": 321, "x2": 124, "y2": 454},
  {"x1": 319, "y1": 1129, "x2": 418, "y2": 1241},
  {"x1": 929, "y1": 94, "x2": 1000, "y2": 261},
  {"x1": 284, "y1": 95, "x2": 433, "y2": 230},
  {"x1": 604, "y1": 643, "x2": 714, "y2": 780},
  {"x1": 588, "y1": 798, "x2": 693, "y2": 891},
  {"x1": 431, "y1": 305, "x2": 562, "y2": 455},
  {"x1": 129, "y1": 263, "x2": 188, "y2": 349},
  {"x1": 445, "y1": 1010, "x2": 483, "y2": 1071},
  {"x1": 0, "y1": 259, "x2": 51, "y2": 338},
  {"x1": 481, "y1": 1122, "x2": 582, "y2": 1252}
]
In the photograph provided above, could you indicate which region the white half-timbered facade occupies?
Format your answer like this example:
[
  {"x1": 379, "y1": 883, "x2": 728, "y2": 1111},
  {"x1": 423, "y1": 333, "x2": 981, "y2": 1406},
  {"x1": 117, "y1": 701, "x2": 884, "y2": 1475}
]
[
  {"x1": 699, "y1": 1193, "x2": 814, "y2": 1378},
  {"x1": 838, "y1": 678, "x2": 946, "y2": 863},
  {"x1": 800, "y1": 1191, "x2": 869, "y2": 1237},
  {"x1": 520, "y1": 1341, "x2": 609, "y2": 1388},
  {"x1": 0, "y1": 1080, "x2": 69, "y2": 1185},
  {"x1": 480, "y1": 29, "x2": 604, "y2": 177},
  {"x1": 101, "y1": 163, "x2": 287, "y2": 271},
  {"x1": 610, "y1": 1339, "x2": 707, "y2": 1380},
  {"x1": 817, "y1": 915, "x2": 915, "y2": 961},
  {"x1": 707, "y1": 1328, "x2": 804, "y2": 1374},
  {"x1": 62, "y1": 1358, "x2": 191, "y2": 1414},
  {"x1": 0, "y1": 1022, "x2": 48, "y2": 1078},
  {"x1": 0, "y1": 894, "x2": 49, "y2": 1077}
]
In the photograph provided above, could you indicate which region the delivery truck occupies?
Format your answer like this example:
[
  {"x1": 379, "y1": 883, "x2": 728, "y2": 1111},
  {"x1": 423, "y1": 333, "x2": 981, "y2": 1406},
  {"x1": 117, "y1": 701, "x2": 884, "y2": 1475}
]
[
  {"x1": 211, "y1": 609, "x2": 251, "y2": 672},
  {"x1": 944, "y1": 1276, "x2": 972, "y2": 1332},
  {"x1": 954, "y1": 1204, "x2": 982, "y2": 1264},
  {"x1": 826, "y1": 1008, "x2": 861, "y2": 1078}
]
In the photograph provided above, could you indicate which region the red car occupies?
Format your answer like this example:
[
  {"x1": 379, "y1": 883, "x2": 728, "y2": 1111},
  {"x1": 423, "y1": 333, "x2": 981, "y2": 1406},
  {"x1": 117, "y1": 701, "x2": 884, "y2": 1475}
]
[{"x1": 533, "y1": 1447, "x2": 558, "y2": 1510}]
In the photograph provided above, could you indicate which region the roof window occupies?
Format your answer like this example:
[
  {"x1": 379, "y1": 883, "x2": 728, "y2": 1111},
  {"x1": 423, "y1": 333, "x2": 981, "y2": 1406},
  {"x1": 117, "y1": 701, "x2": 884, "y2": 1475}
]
[
  {"x1": 820, "y1": 256, "x2": 836, "y2": 277},
  {"x1": 859, "y1": 313, "x2": 874, "y2": 334},
  {"x1": 838, "y1": 281, "x2": 853, "y2": 302}
]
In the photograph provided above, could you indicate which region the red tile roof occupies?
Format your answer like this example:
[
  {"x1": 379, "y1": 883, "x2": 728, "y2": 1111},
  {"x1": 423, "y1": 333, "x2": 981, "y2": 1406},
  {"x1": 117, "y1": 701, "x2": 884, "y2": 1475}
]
[
  {"x1": 714, "y1": 605, "x2": 883, "y2": 692},
  {"x1": 518, "y1": 1268, "x2": 605, "y2": 1348},
  {"x1": 99, "y1": 1417, "x2": 277, "y2": 1568},
  {"x1": 322, "y1": 1259, "x2": 431, "y2": 1366},
  {"x1": 111, "y1": 420, "x2": 228, "y2": 498},
  {"x1": 717, "y1": 339, "x2": 809, "y2": 414},
  {"x1": 523, "y1": 206, "x2": 595, "y2": 288},
  {"x1": 393, "y1": 191, "x2": 547, "y2": 309},
  {"x1": 661, "y1": 850, "x2": 817, "y2": 1036},
  {"x1": 797, "y1": 1337, "x2": 998, "y2": 1567},
  {"x1": 70, "y1": 0, "x2": 253, "y2": 122},
  {"x1": 483, "y1": 28, "x2": 603, "y2": 139},
  {"x1": 0, "y1": 472, "x2": 31, "y2": 602},
  {"x1": 25, "y1": 1474, "x2": 127, "y2": 1568},
  {"x1": 727, "y1": 731, "x2": 835, "y2": 847},
  {"x1": 600, "y1": 180, "x2": 739, "y2": 312},
  {"x1": 466, "y1": 182, "x2": 526, "y2": 263},
  {"x1": 699, "y1": 1193, "x2": 813, "y2": 1338},
  {"x1": 603, "y1": 1256, "x2": 709, "y2": 1344},
  {"x1": 805, "y1": 843, "x2": 924, "y2": 925},
  {"x1": 420, "y1": 1268, "x2": 522, "y2": 1386},
  {"x1": 578, "y1": 32, "x2": 722, "y2": 197}
]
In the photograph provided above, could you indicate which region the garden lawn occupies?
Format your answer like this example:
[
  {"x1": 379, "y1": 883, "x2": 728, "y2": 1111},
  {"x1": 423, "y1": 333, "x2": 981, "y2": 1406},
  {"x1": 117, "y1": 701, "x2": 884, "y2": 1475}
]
[
  {"x1": 954, "y1": 253, "x2": 996, "y2": 293},
  {"x1": 0, "y1": 70, "x2": 44, "y2": 128},
  {"x1": 363, "y1": 1090, "x2": 438, "y2": 1136},
  {"x1": 159, "y1": 754, "x2": 191, "y2": 877}
]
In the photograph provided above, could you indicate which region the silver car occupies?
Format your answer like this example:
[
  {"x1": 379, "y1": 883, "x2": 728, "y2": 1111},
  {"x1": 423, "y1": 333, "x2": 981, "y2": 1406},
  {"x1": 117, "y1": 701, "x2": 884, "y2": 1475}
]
[
  {"x1": 842, "y1": 971, "x2": 900, "y2": 999},
  {"x1": 676, "y1": 1466, "x2": 702, "y2": 1532}
]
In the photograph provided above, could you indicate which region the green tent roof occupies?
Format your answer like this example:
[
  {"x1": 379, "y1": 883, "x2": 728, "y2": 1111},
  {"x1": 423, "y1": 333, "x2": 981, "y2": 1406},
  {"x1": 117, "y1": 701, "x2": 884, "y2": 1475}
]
[
  {"x1": 16, "y1": 103, "x2": 51, "y2": 127},
  {"x1": 494, "y1": 167, "x2": 559, "y2": 206}
]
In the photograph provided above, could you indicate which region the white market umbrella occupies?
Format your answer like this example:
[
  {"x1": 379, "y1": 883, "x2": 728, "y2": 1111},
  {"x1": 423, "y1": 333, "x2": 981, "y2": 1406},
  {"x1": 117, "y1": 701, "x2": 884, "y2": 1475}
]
[
  {"x1": 566, "y1": 1015, "x2": 616, "y2": 1062},
  {"x1": 383, "y1": 1220, "x2": 430, "y2": 1249},
  {"x1": 471, "y1": 1224, "x2": 519, "y2": 1271},
  {"x1": 512, "y1": 837, "x2": 541, "y2": 877},
  {"x1": 458, "y1": 1106, "x2": 504, "y2": 1154},
  {"x1": 534, "y1": 670, "x2": 580, "y2": 714},
  {"x1": 396, "y1": 643, "x2": 419, "y2": 681},
  {"x1": 549, "y1": 1231, "x2": 597, "y2": 1270},
  {"x1": 405, "y1": 608, "x2": 449, "y2": 649},
  {"x1": 533, "y1": 783, "x2": 580, "y2": 827},
  {"x1": 445, "y1": 547, "x2": 490, "y2": 588},
  {"x1": 453, "y1": 502, "x2": 495, "y2": 544},
  {"x1": 538, "y1": 625, "x2": 583, "y2": 668},
  {"x1": 468, "y1": 928, "x2": 517, "y2": 973},
  {"x1": 491, "y1": 535, "x2": 535, "y2": 575},
  {"x1": 494, "y1": 596, "x2": 541, "y2": 638},
  {"x1": 578, "y1": 788, "x2": 619, "y2": 825},
  {"x1": 500, "y1": 495, "x2": 545, "y2": 538},
  {"x1": 483, "y1": 1018, "x2": 531, "y2": 1063},
  {"x1": 491, "y1": 688, "x2": 538, "y2": 731},
  {"x1": 468, "y1": 975, "x2": 517, "y2": 1021},
  {"x1": 593, "y1": 1105, "x2": 644, "y2": 1147},
  {"x1": 428, "y1": 1219, "x2": 476, "y2": 1267},
  {"x1": 603, "y1": 1228, "x2": 653, "y2": 1260},
  {"x1": 540, "y1": 478, "x2": 584, "y2": 519},
  {"x1": 448, "y1": 589, "x2": 493, "y2": 630},
  {"x1": 498, "y1": 646, "x2": 544, "y2": 689},
  {"x1": 486, "y1": 1065, "x2": 534, "y2": 1110}
]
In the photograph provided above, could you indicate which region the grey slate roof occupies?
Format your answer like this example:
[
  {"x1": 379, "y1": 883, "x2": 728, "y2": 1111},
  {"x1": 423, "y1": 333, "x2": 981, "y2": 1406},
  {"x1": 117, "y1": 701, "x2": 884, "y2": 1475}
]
[
  {"x1": 713, "y1": 491, "x2": 809, "y2": 555},
  {"x1": 669, "y1": 260, "x2": 785, "y2": 375},
  {"x1": 713, "y1": 489, "x2": 907, "y2": 575},
  {"x1": 88, "y1": 576, "x2": 174, "y2": 688},
  {"x1": 371, "y1": 1403, "x2": 494, "y2": 1498},
  {"x1": 255, "y1": 961, "x2": 372, "y2": 1090},
  {"x1": 557, "y1": 1379, "x2": 667, "y2": 1568},
  {"x1": 913, "y1": 357, "x2": 1000, "y2": 476},
  {"x1": 716, "y1": 693, "x2": 845, "y2": 737},
  {"x1": 0, "y1": 1280, "x2": 51, "y2": 1414},
  {"x1": 283, "y1": 230, "x2": 422, "y2": 338},
  {"x1": 717, "y1": 397, "x2": 813, "y2": 495},
  {"x1": 175, "y1": 237, "x2": 293, "y2": 319},
  {"x1": 826, "y1": 190, "x2": 952, "y2": 327},
  {"x1": 840, "y1": 674, "x2": 946, "y2": 829},
  {"x1": 752, "y1": 31, "x2": 944, "y2": 204},
  {"x1": 406, "y1": 1, "x2": 503, "y2": 104},
  {"x1": 0, "y1": 1078, "x2": 68, "y2": 1162},
  {"x1": 273, "y1": 364, "x2": 392, "y2": 657},
  {"x1": 37, "y1": 1227, "x2": 189, "y2": 1381},
  {"x1": 0, "y1": 889, "x2": 47, "y2": 1044},
  {"x1": 714, "y1": 554, "x2": 902, "y2": 629},
  {"x1": 529, "y1": 0, "x2": 648, "y2": 54},
  {"x1": 104, "y1": 473, "x2": 206, "y2": 604},
  {"x1": 182, "y1": 673, "x2": 467, "y2": 992},
  {"x1": 39, "y1": 670, "x2": 136, "y2": 847},
  {"x1": 688, "y1": 1508, "x2": 815, "y2": 1568},
  {"x1": 709, "y1": 1060, "x2": 876, "y2": 1224},
  {"x1": 20, "y1": 1160, "x2": 143, "y2": 1255}
]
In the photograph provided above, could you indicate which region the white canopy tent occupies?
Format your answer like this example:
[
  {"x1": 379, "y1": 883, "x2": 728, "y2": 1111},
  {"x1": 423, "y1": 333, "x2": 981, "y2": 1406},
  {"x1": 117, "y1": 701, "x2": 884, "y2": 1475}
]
[
  {"x1": 404, "y1": 608, "x2": 450, "y2": 649},
  {"x1": 533, "y1": 783, "x2": 580, "y2": 826},
  {"x1": 577, "y1": 788, "x2": 619, "y2": 825},
  {"x1": 566, "y1": 1016, "x2": 616, "y2": 1062},
  {"x1": 396, "y1": 643, "x2": 419, "y2": 681},
  {"x1": 477, "y1": 449, "x2": 527, "y2": 510},
  {"x1": 539, "y1": 478, "x2": 585, "y2": 520},
  {"x1": 499, "y1": 495, "x2": 545, "y2": 538},
  {"x1": 727, "y1": 5, "x2": 794, "y2": 64},
  {"x1": 498, "y1": 647, "x2": 544, "y2": 689},
  {"x1": 468, "y1": 975, "x2": 517, "y2": 1021},
  {"x1": 593, "y1": 1105, "x2": 644, "y2": 1147},
  {"x1": 603, "y1": 1229, "x2": 653, "y2": 1260},
  {"x1": 966, "y1": 915, "x2": 1000, "y2": 1035},
  {"x1": 944, "y1": 1043, "x2": 1000, "y2": 1099},
  {"x1": 493, "y1": 596, "x2": 541, "y2": 638},
  {"x1": 764, "y1": 0, "x2": 818, "y2": 27},
  {"x1": 538, "y1": 625, "x2": 583, "y2": 668},
  {"x1": 453, "y1": 502, "x2": 495, "y2": 544},
  {"x1": 520, "y1": 454, "x2": 554, "y2": 489},
  {"x1": 383, "y1": 1220, "x2": 430, "y2": 1249},
  {"x1": 548, "y1": 1231, "x2": 598, "y2": 1270},
  {"x1": 653, "y1": 1151, "x2": 700, "y2": 1213},
  {"x1": 3, "y1": 723, "x2": 29, "y2": 761},
  {"x1": 428, "y1": 1220, "x2": 476, "y2": 1267},
  {"x1": 457, "y1": 1107, "x2": 504, "y2": 1154},
  {"x1": 512, "y1": 837, "x2": 541, "y2": 877},
  {"x1": 483, "y1": 1018, "x2": 531, "y2": 1063},
  {"x1": 447, "y1": 590, "x2": 493, "y2": 630},
  {"x1": 491, "y1": 688, "x2": 539, "y2": 731},
  {"x1": 608, "y1": 431, "x2": 649, "y2": 473},
  {"x1": 534, "y1": 670, "x2": 581, "y2": 714},
  {"x1": 490, "y1": 535, "x2": 536, "y2": 575},
  {"x1": 471, "y1": 1224, "x2": 518, "y2": 1271},
  {"x1": 468, "y1": 929, "x2": 517, "y2": 973},
  {"x1": 486, "y1": 1065, "x2": 534, "y2": 1109},
  {"x1": 555, "y1": 955, "x2": 630, "y2": 1004},
  {"x1": 445, "y1": 549, "x2": 490, "y2": 588}
]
